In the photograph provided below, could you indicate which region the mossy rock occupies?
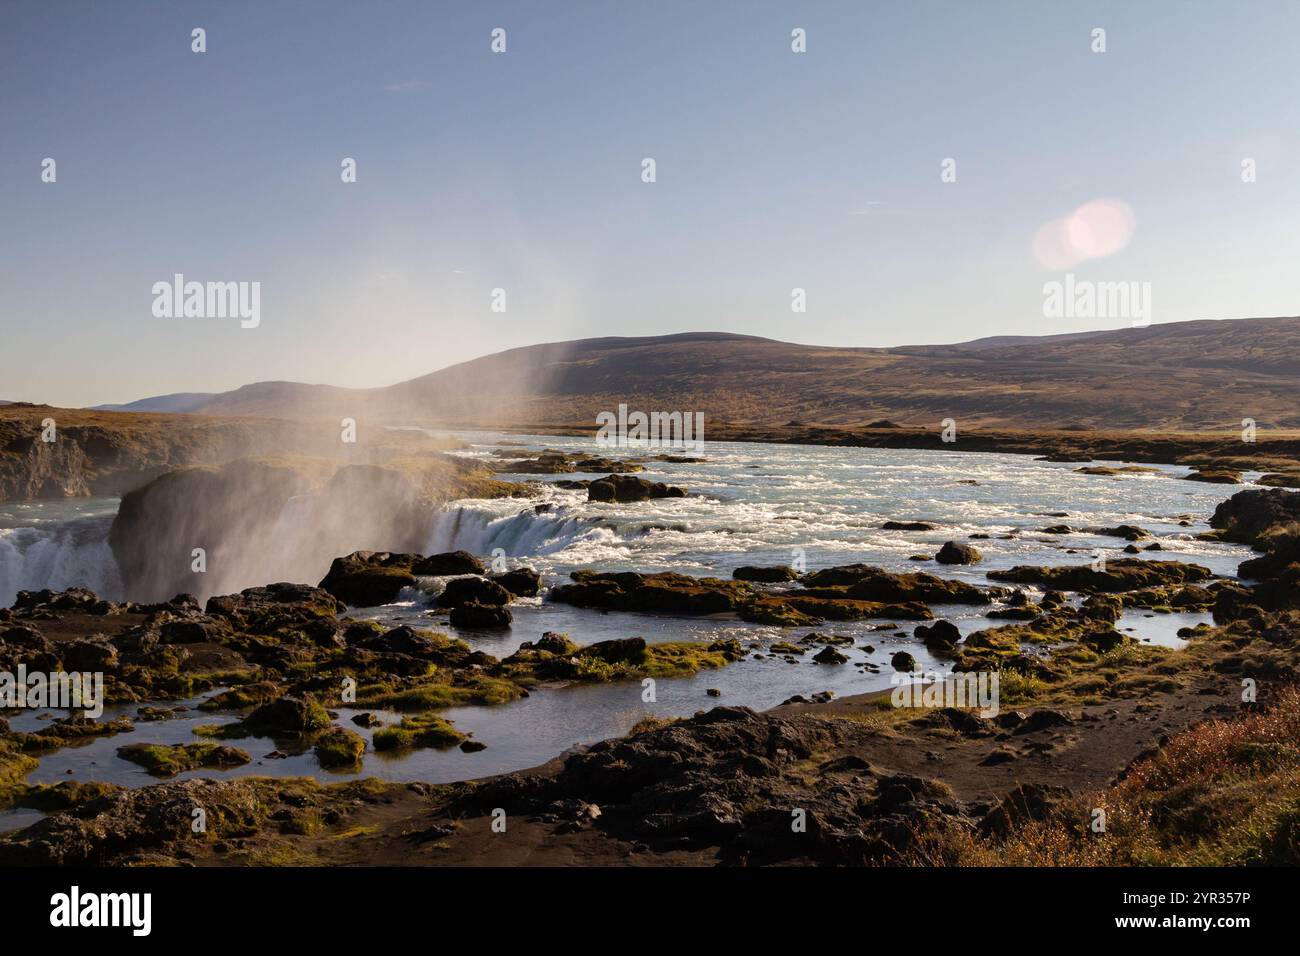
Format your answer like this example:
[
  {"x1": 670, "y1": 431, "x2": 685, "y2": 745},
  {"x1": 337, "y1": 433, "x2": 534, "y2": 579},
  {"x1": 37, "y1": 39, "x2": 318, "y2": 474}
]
[
  {"x1": 373, "y1": 714, "x2": 465, "y2": 751},
  {"x1": 314, "y1": 728, "x2": 366, "y2": 768},
  {"x1": 199, "y1": 680, "x2": 285, "y2": 711},
  {"x1": 117, "y1": 742, "x2": 251, "y2": 777}
]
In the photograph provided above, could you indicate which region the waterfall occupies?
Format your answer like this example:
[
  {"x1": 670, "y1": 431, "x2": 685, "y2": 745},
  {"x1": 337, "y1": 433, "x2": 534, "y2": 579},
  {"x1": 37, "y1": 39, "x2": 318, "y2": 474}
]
[{"x1": 0, "y1": 514, "x2": 123, "y2": 607}]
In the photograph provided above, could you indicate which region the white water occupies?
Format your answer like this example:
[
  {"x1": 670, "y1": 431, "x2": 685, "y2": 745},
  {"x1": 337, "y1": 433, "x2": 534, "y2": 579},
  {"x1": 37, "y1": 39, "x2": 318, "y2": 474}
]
[
  {"x1": 0, "y1": 500, "x2": 123, "y2": 607},
  {"x1": 0, "y1": 432, "x2": 1259, "y2": 811},
  {"x1": 0, "y1": 434, "x2": 1254, "y2": 607},
  {"x1": 420, "y1": 431, "x2": 1255, "y2": 582}
]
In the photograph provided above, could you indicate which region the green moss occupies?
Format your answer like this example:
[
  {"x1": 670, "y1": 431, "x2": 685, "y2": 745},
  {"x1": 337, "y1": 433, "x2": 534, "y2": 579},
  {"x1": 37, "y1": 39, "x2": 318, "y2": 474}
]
[
  {"x1": 0, "y1": 740, "x2": 39, "y2": 792},
  {"x1": 358, "y1": 674, "x2": 524, "y2": 711},
  {"x1": 5, "y1": 780, "x2": 121, "y2": 812},
  {"x1": 199, "y1": 680, "x2": 284, "y2": 711},
  {"x1": 313, "y1": 728, "x2": 366, "y2": 768},
  {"x1": 117, "y1": 742, "x2": 251, "y2": 777},
  {"x1": 641, "y1": 640, "x2": 744, "y2": 678},
  {"x1": 372, "y1": 714, "x2": 465, "y2": 751}
]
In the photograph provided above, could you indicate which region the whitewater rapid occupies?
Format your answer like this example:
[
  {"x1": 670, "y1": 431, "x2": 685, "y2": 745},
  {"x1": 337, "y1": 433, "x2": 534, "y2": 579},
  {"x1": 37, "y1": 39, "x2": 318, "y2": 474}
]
[
  {"x1": 0, "y1": 431, "x2": 1255, "y2": 608},
  {"x1": 0, "y1": 502, "x2": 123, "y2": 607},
  {"x1": 0, "y1": 431, "x2": 1262, "y2": 802}
]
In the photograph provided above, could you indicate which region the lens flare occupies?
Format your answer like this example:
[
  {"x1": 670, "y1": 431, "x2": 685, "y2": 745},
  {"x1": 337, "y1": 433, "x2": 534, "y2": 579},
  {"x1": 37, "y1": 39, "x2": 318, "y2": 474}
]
[{"x1": 1033, "y1": 198, "x2": 1136, "y2": 269}]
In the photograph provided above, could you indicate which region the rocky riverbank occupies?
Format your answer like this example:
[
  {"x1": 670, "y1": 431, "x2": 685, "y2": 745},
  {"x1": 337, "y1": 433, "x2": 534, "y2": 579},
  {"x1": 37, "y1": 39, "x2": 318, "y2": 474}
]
[{"x1": 0, "y1": 487, "x2": 1295, "y2": 866}]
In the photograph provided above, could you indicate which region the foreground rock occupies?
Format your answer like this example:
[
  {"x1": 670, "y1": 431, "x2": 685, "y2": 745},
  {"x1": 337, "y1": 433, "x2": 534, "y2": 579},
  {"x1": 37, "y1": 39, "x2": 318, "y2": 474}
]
[
  {"x1": 453, "y1": 706, "x2": 969, "y2": 865},
  {"x1": 0, "y1": 777, "x2": 397, "y2": 866}
]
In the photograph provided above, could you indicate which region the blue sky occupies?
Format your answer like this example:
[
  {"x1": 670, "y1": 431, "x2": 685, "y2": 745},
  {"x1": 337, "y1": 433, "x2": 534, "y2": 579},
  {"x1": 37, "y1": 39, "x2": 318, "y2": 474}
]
[{"x1": 2, "y1": 1, "x2": 1297, "y2": 407}]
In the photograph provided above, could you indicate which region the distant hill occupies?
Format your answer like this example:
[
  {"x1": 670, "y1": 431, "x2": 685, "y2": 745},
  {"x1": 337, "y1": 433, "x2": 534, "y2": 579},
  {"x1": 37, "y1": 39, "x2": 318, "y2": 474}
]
[
  {"x1": 93, "y1": 317, "x2": 1300, "y2": 432},
  {"x1": 93, "y1": 392, "x2": 218, "y2": 414}
]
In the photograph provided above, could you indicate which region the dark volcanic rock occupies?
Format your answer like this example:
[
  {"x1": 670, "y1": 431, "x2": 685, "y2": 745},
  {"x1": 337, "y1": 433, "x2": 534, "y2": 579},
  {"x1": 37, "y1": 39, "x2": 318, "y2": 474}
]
[
  {"x1": 988, "y1": 558, "x2": 1213, "y2": 593},
  {"x1": 242, "y1": 697, "x2": 331, "y2": 736},
  {"x1": 351, "y1": 625, "x2": 439, "y2": 655},
  {"x1": 812, "y1": 645, "x2": 849, "y2": 664},
  {"x1": 412, "y1": 551, "x2": 486, "y2": 576},
  {"x1": 732, "y1": 565, "x2": 801, "y2": 583},
  {"x1": 454, "y1": 706, "x2": 969, "y2": 865},
  {"x1": 491, "y1": 567, "x2": 543, "y2": 597},
  {"x1": 60, "y1": 637, "x2": 119, "y2": 672},
  {"x1": 891, "y1": 651, "x2": 917, "y2": 672},
  {"x1": 801, "y1": 565, "x2": 988, "y2": 604},
  {"x1": 935, "y1": 541, "x2": 982, "y2": 565},
  {"x1": 0, "y1": 778, "x2": 263, "y2": 865},
  {"x1": 550, "y1": 570, "x2": 751, "y2": 616},
  {"x1": 449, "y1": 602, "x2": 513, "y2": 629},
  {"x1": 436, "y1": 576, "x2": 512, "y2": 608},
  {"x1": 587, "y1": 474, "x2": 687, "y2": 503},
  {"x1": 1211, "y1": 488, "x2": 1300, "y2": 546},
  {"x1": 1096, "y1": 524, "x2": 1149, "y2": 541},
  {"x1": 205, "y1": 583, "x2": 343, "y2": 634},
  {"x1": 318, "y1": 551, "x2": 420, "y2": 607},
  {"x1": 914, "y1": 619, "x2": 961, "y2": 652}
]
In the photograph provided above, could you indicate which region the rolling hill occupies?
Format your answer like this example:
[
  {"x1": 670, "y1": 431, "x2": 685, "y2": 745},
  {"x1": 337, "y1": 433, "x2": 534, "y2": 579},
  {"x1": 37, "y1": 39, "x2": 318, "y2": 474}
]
[{"x1": 91, "y1": 317, "x2": 1300, "y2": 432}]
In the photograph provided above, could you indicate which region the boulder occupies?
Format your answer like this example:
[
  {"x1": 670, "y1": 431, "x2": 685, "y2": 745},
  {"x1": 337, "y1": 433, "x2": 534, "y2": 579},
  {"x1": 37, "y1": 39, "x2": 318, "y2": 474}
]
[
  {"x1": 1096, "y1": 524, "x2": 1149, "y2": 541},
  {"x1": 492, "y1": 567, "x2": 542, "y2": 597},
  {"x1": 935, "y1": 541, "x2": 982, "y2": 565},
  {"x1": 891, "y1": 651, "x2": 917, "y2": 672},
  {"x1": 914, "y1": 619, "x2": 961, "y2": 652},
  {"x1": 436, "y1": 576, "x2": 512, "y2": 608},
  {"x1": 318, "y1": 551, "x2": 419, "y2": 607},
  {"x1": 812, "y1": 646, "x2": 849, "y2": 664},
  {"x1": 412, "y1": 551, "x2": 486, "y2": 576},
  {"x1": 449, "y1": 602, "x2": 513, "y2": 629},
  {"x1": 314, "y1": 728, "x2": 366, "y2": 768},
  {"x1": 1183, "y1": 469, "x2": 1242, "y2": 484},
  {"x1": 1210, "y1": 488, "x2": 1300, "y2": 546},
  {"x1": 243, "y1": 697, "x2": 331, "y2": 735},
  {"x1": 352, "y1": 625, "x2": 440, "y2": 655},
  {"x1": 587, "y1": 474, "x2": 687, "y2": 503},
  {"x1": 0, "y1": 625, "x2": 52, "y2": 654}
]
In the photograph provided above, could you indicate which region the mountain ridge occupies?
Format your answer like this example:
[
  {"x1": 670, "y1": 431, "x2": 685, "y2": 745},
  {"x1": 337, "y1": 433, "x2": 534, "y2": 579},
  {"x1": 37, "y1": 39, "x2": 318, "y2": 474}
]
[{"x1": 87, "y1": 316, "x2": 1300, "y2": 432}]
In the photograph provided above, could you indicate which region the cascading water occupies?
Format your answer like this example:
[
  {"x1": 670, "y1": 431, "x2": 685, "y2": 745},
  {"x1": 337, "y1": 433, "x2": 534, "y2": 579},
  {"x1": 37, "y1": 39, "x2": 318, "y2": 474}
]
[
  {"x1": 424, "y1": 504, "x2": 602, "y2": 558},
  {"x1": 0, "y1": 514, "x2": 123, "y2": 607}
]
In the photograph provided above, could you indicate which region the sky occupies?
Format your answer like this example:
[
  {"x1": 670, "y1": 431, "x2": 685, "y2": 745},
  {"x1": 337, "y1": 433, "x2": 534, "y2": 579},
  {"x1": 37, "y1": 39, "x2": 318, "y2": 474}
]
[{"x1": 2, "y1": 0, "x2": 1298, "y2": 408}]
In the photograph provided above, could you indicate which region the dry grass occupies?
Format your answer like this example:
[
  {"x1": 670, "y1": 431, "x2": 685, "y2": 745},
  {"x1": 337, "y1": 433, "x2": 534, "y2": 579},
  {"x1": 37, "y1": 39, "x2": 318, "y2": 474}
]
[{"x1": 913, "y1": 685, "x2": 1300, "y2": 866}]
